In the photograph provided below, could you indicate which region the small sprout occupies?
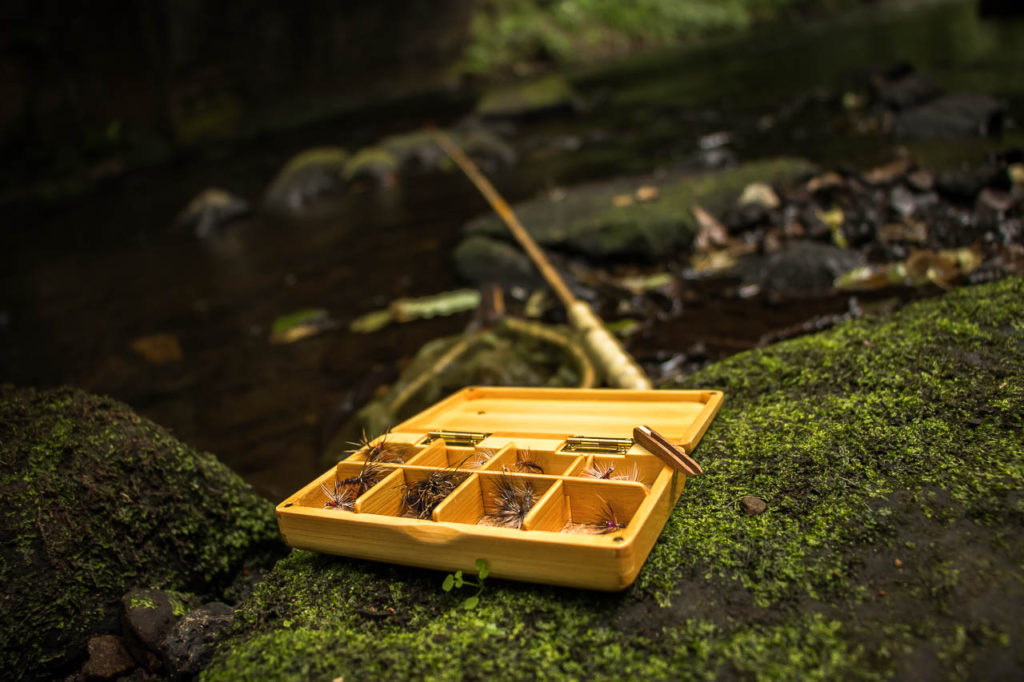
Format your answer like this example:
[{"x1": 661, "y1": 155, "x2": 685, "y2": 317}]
[{"x1": 443, "y1": 559, "x2": 489, "y2": 609}]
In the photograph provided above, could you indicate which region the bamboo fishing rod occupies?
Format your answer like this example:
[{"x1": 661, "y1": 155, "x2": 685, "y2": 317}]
[{"x1": 435, "y1": 130, "x2": 652, "y2": 390}]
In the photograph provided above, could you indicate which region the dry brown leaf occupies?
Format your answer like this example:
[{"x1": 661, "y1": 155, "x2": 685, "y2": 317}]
[{"x1": 129, "y1": 334, "x2": 183, "y2": 364}]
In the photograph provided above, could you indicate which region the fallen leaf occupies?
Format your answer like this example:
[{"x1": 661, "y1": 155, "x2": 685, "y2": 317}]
[
  {"x1": 634, "y1": 186, "x2": 659, "y2": 202},
  {"x1": 129, "y1": 334, "x2": 183, "y2": 364},
  {"x1": 806, "y1": 172, "x2": 844, "y2": 193},
  {"x1": 270, "y1": 308, "x2": 334, "y2": 344},
  {"x1": 691, "y1": 203, "x2": 730, "y2": 253},
  {"x1": 878, "y1": 220, "x2": 927, "y2": 244},
  {"x1": 863, "y1": 158, "x2": 911, "y2": 185},
  {"x1": 738, "y1": 182, "x2": 780, "y2": 209}
]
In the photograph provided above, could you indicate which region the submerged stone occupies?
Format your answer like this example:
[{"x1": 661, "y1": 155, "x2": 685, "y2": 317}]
[
  {"x1": 895, "y1": 93, "x2": 1006, "y2": 139},
  {"x1": 207, "y1": 278, "x2": 1024, "y2": 681},
  {"x1": 175, "y1": 188, "x2": 250, "y2": 239},
  {"x1": 0, "y1": 385, "x2": 279, "y2": 681}
]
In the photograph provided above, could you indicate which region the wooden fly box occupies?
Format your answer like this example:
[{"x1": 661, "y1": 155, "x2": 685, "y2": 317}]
[{"x1": 276, "y1": 386, "x2": 723, "y2": 591}]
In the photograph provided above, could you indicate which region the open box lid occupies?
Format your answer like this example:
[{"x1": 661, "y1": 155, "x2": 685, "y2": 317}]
[{"x1": 392, "y1": 386, "x2": 723, "y2": 453}]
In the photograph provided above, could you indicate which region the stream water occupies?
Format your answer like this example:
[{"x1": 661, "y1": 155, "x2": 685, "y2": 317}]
[{"x1": 2, "y1": 0, "x2": 1021, "y2": 500}]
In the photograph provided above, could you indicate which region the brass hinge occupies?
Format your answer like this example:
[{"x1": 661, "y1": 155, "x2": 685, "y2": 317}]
[
  {"x1": 421, "y1": 430, "x2": 491, "y2": 447},
  {"x1": 561, "y1": 436, "x2": 633, "y2": 454}
]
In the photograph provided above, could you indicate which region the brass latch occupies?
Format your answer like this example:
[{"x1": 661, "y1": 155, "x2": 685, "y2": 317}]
[
  {"x1": 561, "y1": 436, "x2": 634, "y2": 454},
  {"x1": 421, "y1": 430, "x2": 491, "y2": 447}
]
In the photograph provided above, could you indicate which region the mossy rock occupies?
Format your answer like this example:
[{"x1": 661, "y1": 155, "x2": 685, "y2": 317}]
[
  {"x1": 207, "y1": 278, "x2": 1023, "y2": 680},
  {"x1": 344, "y1": 146, "x2": 401, "y2": 185},
  {"x1": 264, "y1": 146, "x2": 349, "y2": 214},
  {"x1": 475, "y1": 74, "x2": 581, "y2": 118},
  {"x1": 462, "y1": 157, "x2": 816, "y2": 262},
  {"x1": 339, "y1": 321, "x2": 587, "y2": 448},
  {"x1": 0, "y1": 386, "x2": 280, "y2": 681}
]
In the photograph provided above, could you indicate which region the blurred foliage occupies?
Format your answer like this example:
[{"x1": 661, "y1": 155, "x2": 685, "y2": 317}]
[{"x1": 461, "y1": 0, "x2": 867, "y2": 74}]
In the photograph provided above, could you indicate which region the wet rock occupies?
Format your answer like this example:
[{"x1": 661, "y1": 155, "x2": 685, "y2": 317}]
[
  {"x1": 454, "y1": 235, "x2": 544, "y2": 290},
  {"x1": 935, "y1": 159, "x2": 1008, "y2": 202},
  {"x1": 453, "y1": 124, "x2": 518, "y2": 168},
  {"x1": 0, "y1": 386, "x2": 279, "y2": 681},
  {"x1": 175, "y1": 188, "x2": 250, "y2": 239},
  {"x1": 264, "y1": 147, "x2": 349, "y2": 214},
  {"x1": 734, "y1": 241, "x2": 865, "y2": 297},
  {"x1": 874, "y1": 72, "x2": 943, "y2": 111},
  {"x1": 80, "y1": 635, "x2": 135, "y2": 679},
  {"x1": 463, "y1": 158, "x2": 816, "y2": 261},
  {"x1": 740, "y1": 495, "x2": 767, "y2": 516},
  {"x1": 476, "y1": 75, "x2": 581, "y2": 119},
  {"x1": 889, "y1": 185, "x2": 917, "y2": 217},
  {"x1": 123, "y1": 588, "x2": 196, "y2": 654},
  {"x1": 895, "y1": 94, "x2": 1006, "y2": 139},
  {"x1": 162, "y1": 602, "x2": 235, "y2": 679}
]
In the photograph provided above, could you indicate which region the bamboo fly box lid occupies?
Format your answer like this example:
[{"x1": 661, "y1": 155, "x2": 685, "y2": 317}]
[{"x1": 276, "y1": 386, "x2": 723, "y2": 591}]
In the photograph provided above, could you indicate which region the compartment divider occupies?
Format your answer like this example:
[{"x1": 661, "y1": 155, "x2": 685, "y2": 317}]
[
  {"x1": 522, "y1": 480, "x2": 567, "y2": 532},
  {"x1": 432, "y1": 473, "x2": 483, "y2": 523},
  {"x1": 354, "y1": 468, "x2": 405, "y2": 515},
  {"x1": 403, "y1": 439, "x2": 448, "y2": 467}
]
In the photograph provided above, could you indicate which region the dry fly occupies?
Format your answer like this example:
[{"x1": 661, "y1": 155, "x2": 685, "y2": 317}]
[
  {"x1": 512, "y1": 447, "x2": 544, "y2": 475},
  {"x1": 348, "y1": 430, "x2": 405, "y2": 464},
  {"x1": 468, "y1": 448, "x2": 496, "y2": 469},
  {"x1": 401, "y1": 464, "x2": 466, "y2": 519},
  {"x1": 581, "y1": 460, "x2": 640, "y2": 484},
  {"x1": 595, "y1": 499, "x2": 627, "y2": 534},
  {"x1": 485, "y1": 474, "x2": 537, "y2": 529},
  {"x1": 321, "y1": 481, "x2": 357, "y2": 511}
]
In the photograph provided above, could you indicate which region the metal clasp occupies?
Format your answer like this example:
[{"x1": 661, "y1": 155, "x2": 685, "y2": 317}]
[
  {"x1": 561, "y1": 436, "x2": 633, "y2": 454},
  {"x1": 421, "y1": 430, "x2": 491, "y2": 447}
]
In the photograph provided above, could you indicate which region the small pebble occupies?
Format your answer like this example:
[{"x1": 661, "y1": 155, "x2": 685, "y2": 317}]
[{"x1": 740, "y1": 495, "x2": 767, "y2": 516}]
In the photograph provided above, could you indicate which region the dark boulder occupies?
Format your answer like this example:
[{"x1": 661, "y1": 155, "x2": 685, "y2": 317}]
[{"x1": 0, "y1": 386, "x2": 279, "y2": 681}]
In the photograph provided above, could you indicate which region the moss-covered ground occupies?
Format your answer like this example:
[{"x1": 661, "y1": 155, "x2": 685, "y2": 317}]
[
  {"x1": 205, "y1": 278, "x2": 1024, "y2": 680},
  {"x1": 0, "y1": 386, "x2": 281, "y2": 681}
]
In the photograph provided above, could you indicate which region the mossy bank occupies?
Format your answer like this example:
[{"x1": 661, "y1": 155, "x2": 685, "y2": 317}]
[
  {"x1": 206, "y1": 278, "x2": 1023, "y2": 681},
  {"x1": 0, "y1": 386, "x2": 280, "y2": 681}
]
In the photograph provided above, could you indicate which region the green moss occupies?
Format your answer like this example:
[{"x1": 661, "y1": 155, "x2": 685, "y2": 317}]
[
  {"x1": 464, "y1": 157, "x2": 816, "y2": 260},
  {"x1": 343, "y1": 147, "x2": 400, "y2": 182},
  {"x1": 461, "y1": 0, "x2": 867, "y2": 75},
  {"x1": 475, "y1": 74, "x2": 579, "y2": 117},
  {"x1": 128, "y1": 596, "x2": 158, "y2": 611},
  {"x1": 207, "y1": 279, "x2": 1024, "y2": 680},
  {"x1": 0, "y1": 386, "x2": 280, "y2": 681}
]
